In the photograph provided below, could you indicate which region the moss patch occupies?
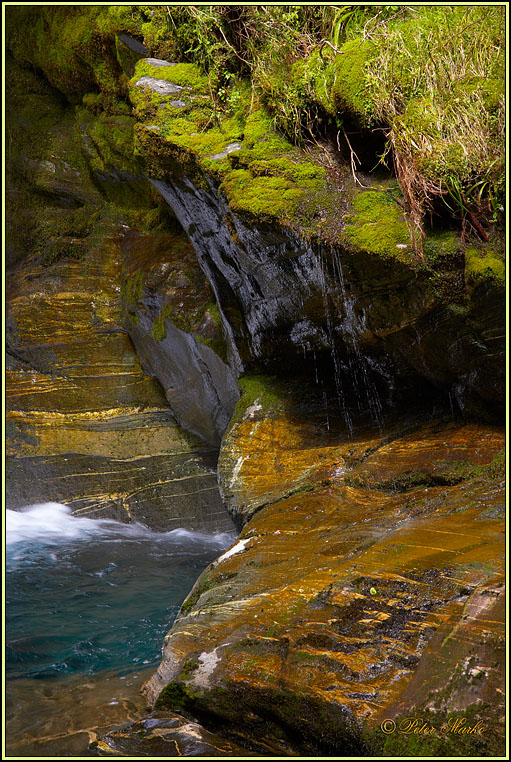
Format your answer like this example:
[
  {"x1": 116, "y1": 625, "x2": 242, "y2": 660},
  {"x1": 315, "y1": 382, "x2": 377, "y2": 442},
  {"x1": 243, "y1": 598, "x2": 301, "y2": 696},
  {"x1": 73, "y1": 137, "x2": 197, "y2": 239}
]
[
  {"x1": 121, "y1": 270, "x2": 144, "y2": 307},
  {"x1": 154, "y1": 680, "x2": 198, "y2": 711},
  {"x1": 129, "y1": 62, "x2": 333, "y2": 232},
  {"x1": 465, "y1": 247, "x2": 505, "y2": 286},
  {"x1": 321, "y1": 39, "x2": 376, "y2": 121},
  {"x1": 344, "y1": 187, "x2": 411, "y2": 260},
  {"x1": 151, "y1": 304, "x2": 173, "y2": 342},
  {"x1": 226, "y1": 375, "x2": 287, "y2": 433},
  {"x1": 135, "y1": 60, "x2": 210, "y2": 91}
]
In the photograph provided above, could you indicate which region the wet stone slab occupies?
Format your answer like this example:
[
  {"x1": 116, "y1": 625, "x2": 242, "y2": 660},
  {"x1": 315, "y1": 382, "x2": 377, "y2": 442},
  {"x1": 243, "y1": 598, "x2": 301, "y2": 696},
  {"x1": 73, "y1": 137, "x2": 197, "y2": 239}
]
[
  {"x1": 93, "y1": 711, "x2": 260, "y2": 757},
  {"x1": 143, "y1": 379, "x2": 505, "y2": 756}
]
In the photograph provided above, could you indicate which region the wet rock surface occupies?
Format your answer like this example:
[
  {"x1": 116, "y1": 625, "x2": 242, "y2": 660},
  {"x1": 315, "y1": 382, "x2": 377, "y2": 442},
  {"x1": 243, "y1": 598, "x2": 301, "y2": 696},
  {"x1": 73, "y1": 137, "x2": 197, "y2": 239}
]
[
  {"x1": 93, "y1": 711, "x2": 260, "y2": 757},
  {"x1": 144, "y1": 382, "x2": 505, "y2": 755},
  {"x1": 5, "y1": 669, "x2": 153, "y2": 758},
  {"x1": 121, "y1": 228, "x2": 239, "y2": 446},
  {"x1": 149, "y1": 173, "x2": 504, "y2": 422},
  {"x1": 5, "y1": 63, "x2": 233, "y2": 531},
  {"x1": 127, "y1": 57, "x2": 504, "y2": 422}
]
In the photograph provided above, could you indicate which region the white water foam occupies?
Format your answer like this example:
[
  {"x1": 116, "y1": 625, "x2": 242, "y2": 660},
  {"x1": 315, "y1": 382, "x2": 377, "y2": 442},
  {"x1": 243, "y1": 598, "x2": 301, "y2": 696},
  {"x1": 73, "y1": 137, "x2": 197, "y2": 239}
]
[{"x1": 6, "y1": 503, "x2": 235, "y2": 549}]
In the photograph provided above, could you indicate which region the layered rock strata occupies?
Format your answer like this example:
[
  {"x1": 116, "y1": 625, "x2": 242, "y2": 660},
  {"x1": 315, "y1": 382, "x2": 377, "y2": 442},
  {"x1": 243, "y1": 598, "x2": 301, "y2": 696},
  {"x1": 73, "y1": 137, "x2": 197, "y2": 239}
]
[
  {"x1": 5, "y1": 60, "x2": 233, "y2": 532},
  {"x1": 144, "y1": 380, "x2": 505, "y2": 756}
]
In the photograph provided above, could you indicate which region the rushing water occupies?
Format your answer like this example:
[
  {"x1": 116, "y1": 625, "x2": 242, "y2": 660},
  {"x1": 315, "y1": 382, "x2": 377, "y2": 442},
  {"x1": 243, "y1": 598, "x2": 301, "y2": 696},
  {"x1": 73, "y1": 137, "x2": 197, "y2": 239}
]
[{"x1": 5, "y1": 502, "x2": 235, "y2": 754}]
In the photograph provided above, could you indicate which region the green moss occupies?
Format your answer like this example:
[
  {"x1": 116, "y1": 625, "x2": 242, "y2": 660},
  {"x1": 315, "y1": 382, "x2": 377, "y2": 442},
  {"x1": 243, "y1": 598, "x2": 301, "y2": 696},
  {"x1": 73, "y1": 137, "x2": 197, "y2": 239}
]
[
  {"x1": 48, "y1": 207, "x2": 100, "y2": 240},
  {"x1": 220, "y1": 172, "x2": 304, "y2": 222},
  {"x1": 465, "y1": 247, "x2": 505, "y2": 286},
  {"x1": 204, "y1": 301, "x2": 222, "y2": 331},
  {"x1": 151, "y1": 301, "x2": 216, "y2": 344},
  {"x1": 76, "y1": 107, "x2": 154, "y2": 211},
  {"x1": 344, "y1": 188, "x2": 411, "y2": 259},
  {"x1": 8, "y1": 6, "x2": 504, "y2": 268},
  {"x1": 179, "y1": 657, "x2": 200, "y2": 680},
  {"x1": 423, "y1": 232, "x2": 461, "y2": 267},
  {"x1": 79, "y1": 109, "x2": 138, "y2": 175},
  {"x1": 154, "y1": 680, "x2": 198, "y2": 711},
  {"x1": 121, "y1": 270, "x2": 144, "y2": 307},
  {"x1": 239, "y1": 376, "x2": 285, "y2": 411},
  {"x1": 152, "y1": 304, "x2": 173, "y2": 342},
  {"x1": 193, "y1": 333, "x2": 228, "y2": 364},
  {"x1": 346, "y1": 449, "x2": 505, "y2": 494},
  {"x1": 225, "y1": 375, "x2": 287, "y2": 434},
  {"x1": 321, "y1": 39, "x2": 376, "y2": 120},
  {"x1": 135, "y1": 60, "x2": 209, "y2": 91},
  {"x1": 41, "y1": 239, "x2": 87, "y2": 266},
  {"x1": 7, "y1": 7, "x2": 124, "y2": 104},
  {"x1": 130, "y1": 64, "x2": 331, "y2": 230},
  {"x1": 456, "y1": 449, "x2": 505, "y2": 483},
  {"x1": 179, "y1": 570, "x2": 216, "y2": 615}
]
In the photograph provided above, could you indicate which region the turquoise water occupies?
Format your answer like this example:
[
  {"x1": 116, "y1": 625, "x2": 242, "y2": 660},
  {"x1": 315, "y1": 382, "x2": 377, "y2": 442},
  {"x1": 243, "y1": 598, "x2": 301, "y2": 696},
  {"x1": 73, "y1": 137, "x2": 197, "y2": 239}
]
[{"x1": 6, "y1": 503, "x2": 235, "y2": 681}]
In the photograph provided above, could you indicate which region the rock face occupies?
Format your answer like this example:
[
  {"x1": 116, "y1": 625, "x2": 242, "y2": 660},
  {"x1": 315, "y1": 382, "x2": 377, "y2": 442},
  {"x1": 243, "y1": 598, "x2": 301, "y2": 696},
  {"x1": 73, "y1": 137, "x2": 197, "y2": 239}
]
[
  {"x1": 6, "y1": 26, "x2": 505, "y2": 759},
  {"x1": 5, "y1": 58, "x2": 233, "y2": 533},
  {"x1": 130, "y1": 58, "x2": 504, "y2": 424},
  {"x1": 5, "y1": 232, "x2": 233, "y2": 532},
  {"x1": 149, "y1": 171, "x2": 504, "y2": 423},
  {"x1": 120, "y1": 228, "x2": 239, "y2": 446},
  {"x1": 144, "y1": 380, "x2": 505, "y2": 756}
]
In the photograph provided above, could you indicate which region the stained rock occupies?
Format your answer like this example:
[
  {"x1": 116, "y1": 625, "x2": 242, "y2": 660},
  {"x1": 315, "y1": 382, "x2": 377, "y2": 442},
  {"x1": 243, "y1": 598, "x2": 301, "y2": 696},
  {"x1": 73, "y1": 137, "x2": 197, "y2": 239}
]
[{"x1": 144, "y1": 382, "x2": 505, "y2": 755}]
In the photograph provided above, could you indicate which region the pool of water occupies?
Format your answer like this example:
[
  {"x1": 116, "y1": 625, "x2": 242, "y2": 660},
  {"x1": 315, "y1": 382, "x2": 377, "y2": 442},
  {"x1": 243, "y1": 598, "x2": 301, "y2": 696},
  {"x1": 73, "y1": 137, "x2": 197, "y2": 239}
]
[{"x1": 5, "y1": 502, "x2": 235, "y2": 754}]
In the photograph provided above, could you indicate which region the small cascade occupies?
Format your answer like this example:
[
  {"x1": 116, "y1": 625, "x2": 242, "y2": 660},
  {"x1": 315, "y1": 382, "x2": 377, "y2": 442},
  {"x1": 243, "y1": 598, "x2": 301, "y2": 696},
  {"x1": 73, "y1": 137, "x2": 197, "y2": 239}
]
[
  {"x1": 316, "y1": 247, "x2": 354, "y2": 435},
  {"x1": 330, "y1": 248, "x2": 385, "y2": 429}
]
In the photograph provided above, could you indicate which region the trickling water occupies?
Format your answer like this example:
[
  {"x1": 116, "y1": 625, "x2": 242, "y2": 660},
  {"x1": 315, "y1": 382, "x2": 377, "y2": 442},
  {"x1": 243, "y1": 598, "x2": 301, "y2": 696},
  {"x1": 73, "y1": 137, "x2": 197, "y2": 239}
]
[
  {"x1": 316, "y1": 248, "x2": 353, "y2": 435},
  {"x1": 330, "y1": 249, "x2": 384, "y2": 430},
  {"x1": 5, "y1": 502, "x2": 235, "y2": 754}
]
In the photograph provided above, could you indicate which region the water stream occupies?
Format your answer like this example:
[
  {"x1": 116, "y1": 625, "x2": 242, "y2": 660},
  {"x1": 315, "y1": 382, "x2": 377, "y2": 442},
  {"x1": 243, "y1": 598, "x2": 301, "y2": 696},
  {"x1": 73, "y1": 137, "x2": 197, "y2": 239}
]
[{"x1": 5, "y1": 503, "x2": 235, "y2": 755}]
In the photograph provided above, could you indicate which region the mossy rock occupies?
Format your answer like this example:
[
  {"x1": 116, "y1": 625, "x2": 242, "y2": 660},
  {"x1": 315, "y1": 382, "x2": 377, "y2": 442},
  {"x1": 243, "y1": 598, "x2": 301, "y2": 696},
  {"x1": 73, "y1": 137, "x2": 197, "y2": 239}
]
[
  {"x1": 344, "y1": 186, "x2": 411, "y2": 261},
  {"x1": 129, "y1": 63, "x2": 337, "y2": 233},
  {"x1": 465, "y1": 246, "x2": 505, "y2": 287},
  {"x1": 321, "y1": 38, "x2": 376, "y2": 121}
]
